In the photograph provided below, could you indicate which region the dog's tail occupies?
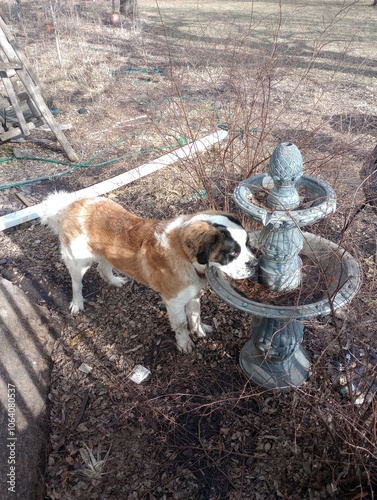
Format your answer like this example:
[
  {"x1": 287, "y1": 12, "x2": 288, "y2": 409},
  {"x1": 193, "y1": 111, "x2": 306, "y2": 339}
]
[{"x1": 39, "y1": 191, "x2": 78, "y2": 235}]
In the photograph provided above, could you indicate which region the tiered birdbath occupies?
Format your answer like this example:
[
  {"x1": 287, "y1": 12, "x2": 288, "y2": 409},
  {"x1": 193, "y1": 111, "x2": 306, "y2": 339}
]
[{"x1": 207, "y1": 142, "x2": 361, "y2": 390}]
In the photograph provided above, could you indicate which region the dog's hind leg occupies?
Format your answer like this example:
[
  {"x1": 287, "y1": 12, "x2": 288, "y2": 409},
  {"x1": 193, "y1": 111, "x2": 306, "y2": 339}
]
[
  {"x1": 61, "y1": 240, "x2": 93, "y2": 314},
  {"x1": 186, "y1": 295, "x2": 213, "y2": 338},
  {"x1": 97, "y1": 259, "x2": 127, "y2": 287}
]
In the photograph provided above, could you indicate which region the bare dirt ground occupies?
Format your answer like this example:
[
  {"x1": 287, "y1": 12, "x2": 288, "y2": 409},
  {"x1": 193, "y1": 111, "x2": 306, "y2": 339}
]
[{"x1": 0, "y1": 0, "x2": 377, "y2": 498}]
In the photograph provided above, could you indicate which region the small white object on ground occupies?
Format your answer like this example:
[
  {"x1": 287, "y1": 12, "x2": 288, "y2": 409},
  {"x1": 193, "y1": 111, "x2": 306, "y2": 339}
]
[
  {"x1": 78, "y1": 363, "x2": 93, "y2": 374},
  {"x1": 129, "y1": 365, "x2": 151, "y2": 384}
]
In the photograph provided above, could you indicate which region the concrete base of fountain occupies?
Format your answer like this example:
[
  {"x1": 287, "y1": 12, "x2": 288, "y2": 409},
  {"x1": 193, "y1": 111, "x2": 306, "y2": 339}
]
[{"x1": 239, "y1": 338, "x2": 310, "y2": 390}]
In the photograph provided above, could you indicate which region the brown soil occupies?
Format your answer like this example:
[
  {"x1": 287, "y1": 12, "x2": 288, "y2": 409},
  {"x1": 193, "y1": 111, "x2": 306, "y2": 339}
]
[{"x1": 231, "y1": 256, "x2": 324, "y2": 307}]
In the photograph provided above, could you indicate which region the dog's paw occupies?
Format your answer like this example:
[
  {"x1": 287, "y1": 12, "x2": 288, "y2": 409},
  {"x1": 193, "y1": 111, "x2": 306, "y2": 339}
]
[
  {"x1": 195, "y1": 322, "x2": 213, "y2": 338},
  {"x1": 109, "y1": 275, "x2": 127, "y2": 287},
  {"x1": 203, "y1": 323, "x2": 213, "y2": 333},
  {"x1": 69, "y1": 301, "x2": 84, "y2": 315},
  {"x1": 176, "y1": 335, "x2": 195, "y2": 354}
]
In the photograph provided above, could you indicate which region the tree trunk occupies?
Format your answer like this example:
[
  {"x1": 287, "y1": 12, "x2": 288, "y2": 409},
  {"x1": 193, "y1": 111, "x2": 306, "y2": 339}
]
[
  {"x1": 11, "y1": 0, "x2": 21, "y2": 20},
  {"x1": 120, "y1": 0, "x2": 138, "y2": 16}
]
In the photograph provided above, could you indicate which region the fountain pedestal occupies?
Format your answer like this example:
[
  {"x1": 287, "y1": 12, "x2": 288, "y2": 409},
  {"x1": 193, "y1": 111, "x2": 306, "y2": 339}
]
[
  {"x1": 207, "y1": 142, "x2": 361, "y2": 390},
  {"x1": 240, "y1": 318, "x2": 308, "y2": 389}
]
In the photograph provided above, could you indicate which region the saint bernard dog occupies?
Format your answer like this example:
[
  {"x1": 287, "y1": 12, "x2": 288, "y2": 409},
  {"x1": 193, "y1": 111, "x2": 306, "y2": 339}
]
[{"x1": 40, "y1": 191, "x2": 257, "y2": 353}]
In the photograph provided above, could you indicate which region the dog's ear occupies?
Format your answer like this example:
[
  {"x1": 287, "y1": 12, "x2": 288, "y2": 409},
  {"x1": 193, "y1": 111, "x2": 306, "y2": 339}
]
[
  {"x1": 196, "y1": 231, "x2": 221, "y2": 264},
  {"x1": 183, "y1": 222, "x2": 223, "y2": 264}
]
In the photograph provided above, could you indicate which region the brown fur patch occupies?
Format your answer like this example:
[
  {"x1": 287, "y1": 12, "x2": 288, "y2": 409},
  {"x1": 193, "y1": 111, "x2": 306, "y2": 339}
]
[
  {"x1": 60, "y1": 199, "x2": 199, "y2": 300},
  {"x1": 58, "y1": 199, "x2": 240, "y2": 301}
]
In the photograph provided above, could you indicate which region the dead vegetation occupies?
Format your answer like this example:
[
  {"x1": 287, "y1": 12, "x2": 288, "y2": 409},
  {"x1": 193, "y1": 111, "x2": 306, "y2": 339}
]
[{"x1": 0, "y1": 0, "x2": 377, "y2": 498}]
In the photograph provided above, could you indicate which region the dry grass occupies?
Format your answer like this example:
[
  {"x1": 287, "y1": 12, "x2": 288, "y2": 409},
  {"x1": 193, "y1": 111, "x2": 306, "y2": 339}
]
[{"x1": 0, "y1": 0, "x2": 377, "y2": 498}]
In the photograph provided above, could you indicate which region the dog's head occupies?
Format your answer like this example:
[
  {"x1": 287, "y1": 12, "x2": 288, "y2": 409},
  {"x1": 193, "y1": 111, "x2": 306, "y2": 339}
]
[{"x1": 183, "y1": 214, "x2": 257, "y2": 279}]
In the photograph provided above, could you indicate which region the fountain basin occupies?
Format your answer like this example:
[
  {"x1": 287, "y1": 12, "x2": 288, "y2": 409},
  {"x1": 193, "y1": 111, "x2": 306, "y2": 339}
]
[{"x1": 207, "y1": 231, "x2": 361, "y2": 320}]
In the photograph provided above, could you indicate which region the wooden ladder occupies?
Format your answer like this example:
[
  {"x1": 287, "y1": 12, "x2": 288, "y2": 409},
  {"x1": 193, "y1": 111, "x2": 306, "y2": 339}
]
[{"x1": 0, "y1": 16, "x2": 78, "y2": 162}]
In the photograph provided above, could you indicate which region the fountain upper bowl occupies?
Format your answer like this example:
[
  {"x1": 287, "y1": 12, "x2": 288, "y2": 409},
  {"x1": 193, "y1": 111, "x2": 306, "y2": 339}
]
[{"x1": 234, "y1": 174, "x2": 336, "y2": 227}]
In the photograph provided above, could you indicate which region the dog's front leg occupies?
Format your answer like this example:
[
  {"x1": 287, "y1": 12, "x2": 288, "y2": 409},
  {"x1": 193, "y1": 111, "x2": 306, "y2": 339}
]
[
  {"x1": 186, "y1": 295, "x2": 213, "y2": 338},
  {"x1": 165, "y1": 298, "x2": 195, "y2": 354}
]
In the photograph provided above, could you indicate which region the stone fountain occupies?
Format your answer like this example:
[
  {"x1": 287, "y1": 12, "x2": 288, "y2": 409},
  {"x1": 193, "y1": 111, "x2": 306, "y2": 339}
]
[{"x1": 207, "y1": 142, "x2": 361, "y2": 390}]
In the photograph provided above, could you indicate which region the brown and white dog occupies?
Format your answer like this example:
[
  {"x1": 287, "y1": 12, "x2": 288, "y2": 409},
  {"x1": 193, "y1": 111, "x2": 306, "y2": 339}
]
[{"x1": 40, "y1": 191, "x2": 257, "y2": 353}]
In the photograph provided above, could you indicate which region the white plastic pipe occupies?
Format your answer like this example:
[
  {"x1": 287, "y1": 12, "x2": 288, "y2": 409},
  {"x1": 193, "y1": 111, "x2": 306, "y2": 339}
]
[{"x1": 0, "y1": 129, "x2": 228, "y2": 231}]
